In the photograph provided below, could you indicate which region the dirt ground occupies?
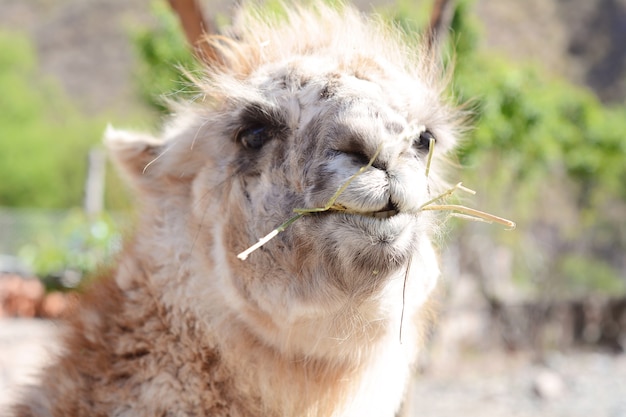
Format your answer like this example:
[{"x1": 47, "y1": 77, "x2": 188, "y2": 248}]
[
  {"x1": 1, "y1": 318, "x2": 624, "y2": 417},
  {"x1": 411, "y1": 349, "x2": 626, "y2": 417}
]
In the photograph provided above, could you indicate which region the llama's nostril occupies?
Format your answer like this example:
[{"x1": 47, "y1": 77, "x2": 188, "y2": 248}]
[
  {"x1": 334, "y1": 140, "x2": 386, "y2": 170},
  {"x1": 345, "y1": 150, "x2": 371, "y2": 167},
  {"x1": 342, "y1": 149, "x2": 388, "y2": 171}
]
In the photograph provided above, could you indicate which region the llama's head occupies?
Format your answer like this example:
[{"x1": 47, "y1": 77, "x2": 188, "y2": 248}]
[{"x1": 107, "y1": 5, "x2": 462, "y2": 357}]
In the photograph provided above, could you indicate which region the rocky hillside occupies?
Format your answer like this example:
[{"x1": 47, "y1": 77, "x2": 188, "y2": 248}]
[
  {"x1": 476, "y1": 0, "x2": 626, "y2": 103},
  {"x1": 0, "y1": 0, "x2": 624, "y2": 115}
]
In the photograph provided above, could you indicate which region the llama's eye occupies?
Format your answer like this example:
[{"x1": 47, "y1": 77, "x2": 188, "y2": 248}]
[
  {"x1": 237, "y1": 126, "x2": 270, "y2": 150},
  {"x1": 414, "y1": 129, "x2": 436, "y2": 151}
]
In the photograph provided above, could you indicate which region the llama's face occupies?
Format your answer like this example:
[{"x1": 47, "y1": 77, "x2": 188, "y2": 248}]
[
  {"x1": 224, "y1": 58, "x2": 429, "y2": 265},
  {"x1": 107, "y1": 52, "x2": 456, "y2": 347},
  {"x1": 190, "y1": 56, "x2": 454, "y2": 305}
]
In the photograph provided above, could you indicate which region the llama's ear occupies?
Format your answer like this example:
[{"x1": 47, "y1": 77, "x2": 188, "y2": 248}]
[{"x1": 104, "y1": 125, "x2": 165, "y2": 187}]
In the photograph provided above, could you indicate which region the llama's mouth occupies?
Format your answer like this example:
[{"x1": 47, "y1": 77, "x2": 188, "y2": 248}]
[
  {"x1": 325, "y1": 201, "x2": 400, "y2": 219},
  {"x1": 359, "y1": 208, "x2": 399, "y2": 219}
]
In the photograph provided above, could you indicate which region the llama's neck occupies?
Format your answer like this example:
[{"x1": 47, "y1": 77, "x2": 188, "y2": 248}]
[
  {"x1": 114, "y1": 202, "x2": 435, "y2": 416},
  {"x1": 114, "y1": 260, "x2": 417, "y2": 416},
  {"x1": 212, "y1": 317, "x2": 417, "y2": 417}
]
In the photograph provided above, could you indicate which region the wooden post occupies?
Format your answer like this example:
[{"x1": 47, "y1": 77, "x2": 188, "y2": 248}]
[
  {"x1": 426, "y1": 0, "x2": 452, "y2": 50},
  {"x1": 166, "y1": 0, "x2": 219, "y2": 63},
  {"x1": 84, "y1": 148, "x2": 106, "y2": 217}
]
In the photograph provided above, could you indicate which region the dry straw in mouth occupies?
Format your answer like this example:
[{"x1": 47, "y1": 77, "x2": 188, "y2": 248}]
[{"x1": 237, "y1": 131, "x2": 515, "y2": 261}]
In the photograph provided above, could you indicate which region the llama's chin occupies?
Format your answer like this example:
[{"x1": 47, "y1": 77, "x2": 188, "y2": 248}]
[
  {"x1": 342, "y1": 212, "x2": 418, "y2": 247},
  {"x1": 311, "y1": 211, "x2": 421, "y2": 273}
]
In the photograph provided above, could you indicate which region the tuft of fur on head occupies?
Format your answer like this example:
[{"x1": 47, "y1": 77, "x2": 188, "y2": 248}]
[{"x1": 200, "y1": 3, "x2": 456, "y2": 112}]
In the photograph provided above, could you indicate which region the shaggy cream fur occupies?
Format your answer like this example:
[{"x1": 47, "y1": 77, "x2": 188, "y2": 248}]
[{"x1": 10, "y1": 4, "x2": 463, "y2": 417}]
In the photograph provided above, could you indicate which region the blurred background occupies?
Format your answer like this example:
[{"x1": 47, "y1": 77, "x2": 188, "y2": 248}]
[{"x1": 0, "y1": 0, "x2": 625, "y2": 415}]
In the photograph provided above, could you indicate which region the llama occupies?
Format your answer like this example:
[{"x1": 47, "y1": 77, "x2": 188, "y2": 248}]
[{"x1": 11, "y1": 4, "x2": 463, "y2": 417}]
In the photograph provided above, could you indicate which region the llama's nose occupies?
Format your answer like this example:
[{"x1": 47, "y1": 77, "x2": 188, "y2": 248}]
[{"x1": 332, "y1": 116, "x2": 407, "y2": 172}]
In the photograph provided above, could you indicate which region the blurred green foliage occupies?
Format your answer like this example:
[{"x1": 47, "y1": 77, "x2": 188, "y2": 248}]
[
  {"x1": 0, "y1": 31, "x2": 131, "y2": 280},
  {"x1": 17, "y1": 210, "x2": 122, "y2": 289},
  {"x1": 132, "y1": 1, "x2": 201, "y2": 114},
  {"x1": 0, "y1": 31, "x2": 107, "y2": 208},
  {"x1": 443, "y1": 1, "x2": 626, "y2": 296}
]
